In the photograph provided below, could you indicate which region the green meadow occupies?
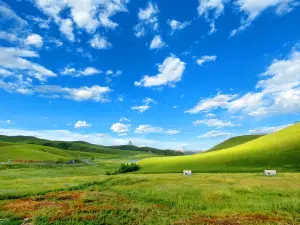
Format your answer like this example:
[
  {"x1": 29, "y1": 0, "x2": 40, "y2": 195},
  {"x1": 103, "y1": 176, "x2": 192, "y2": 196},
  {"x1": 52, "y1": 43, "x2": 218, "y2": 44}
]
[{"x1": 0, "y1": 124, "x2": 300, "y2": 224}]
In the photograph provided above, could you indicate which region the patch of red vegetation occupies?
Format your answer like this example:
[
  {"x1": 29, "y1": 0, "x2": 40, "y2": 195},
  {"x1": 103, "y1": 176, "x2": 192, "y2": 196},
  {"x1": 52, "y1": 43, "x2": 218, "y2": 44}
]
[
  {"x1": 82, "y1": 215, "x2": 96, "y2": 220},
  {"x1": 3, "y1": 198, "x2": 60, "y2": 218},
  {"x1": 45, "y1": 191, "x2": 83, "y2": 200},
  {"x1": 174, "y1": 214, "x2": 284, "y2": 225}
]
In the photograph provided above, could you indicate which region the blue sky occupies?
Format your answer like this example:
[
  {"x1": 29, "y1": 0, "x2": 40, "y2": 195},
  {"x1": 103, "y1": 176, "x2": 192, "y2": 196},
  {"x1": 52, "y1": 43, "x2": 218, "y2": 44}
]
[{"x1": 0, "y1": 0, "x2": 300, "y2": 151}]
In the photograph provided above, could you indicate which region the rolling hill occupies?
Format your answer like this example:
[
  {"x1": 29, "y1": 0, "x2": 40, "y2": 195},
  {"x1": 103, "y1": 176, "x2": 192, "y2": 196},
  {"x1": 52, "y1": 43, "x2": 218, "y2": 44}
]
[
  {"x1": 207, "y1": 135, "x2": 264, "y2": 152},
  {"x1": 0, "y1": 136, "x2": 181, "y2": 156},
  {"x1": 139, "y1": 123, "x2": 300, "y2": 173}
]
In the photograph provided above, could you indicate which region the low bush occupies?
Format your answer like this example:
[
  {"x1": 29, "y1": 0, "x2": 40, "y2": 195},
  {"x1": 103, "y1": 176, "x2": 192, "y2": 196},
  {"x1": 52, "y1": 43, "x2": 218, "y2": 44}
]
[{"x1": 106, "y1": 163, "x2": 140, "y2": 175}]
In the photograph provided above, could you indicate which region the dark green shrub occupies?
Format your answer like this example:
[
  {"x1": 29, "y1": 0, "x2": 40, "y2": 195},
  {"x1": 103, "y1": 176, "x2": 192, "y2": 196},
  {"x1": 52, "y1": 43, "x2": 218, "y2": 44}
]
[{"x1": 118, "y1": 163, "x2": 140, "y2": 174}]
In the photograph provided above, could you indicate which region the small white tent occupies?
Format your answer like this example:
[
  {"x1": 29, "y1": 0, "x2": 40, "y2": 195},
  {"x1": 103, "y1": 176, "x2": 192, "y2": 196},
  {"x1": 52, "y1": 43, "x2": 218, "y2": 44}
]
[
  {"x1": 264, "y1": 170, "x2": 276, "y2": 176},
  {"x1": 183, "y1": 170, "x2": 192, "y2": 176}
]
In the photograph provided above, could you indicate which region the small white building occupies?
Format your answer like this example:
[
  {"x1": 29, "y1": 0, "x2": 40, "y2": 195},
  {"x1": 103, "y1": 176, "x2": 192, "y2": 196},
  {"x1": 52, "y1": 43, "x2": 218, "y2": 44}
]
[
  {"x1": 264, "y1": 170, "x2": 276, "y2": 176},
  {"x1": 183, "y1": 170, "x2": 192, "y2": 176}
]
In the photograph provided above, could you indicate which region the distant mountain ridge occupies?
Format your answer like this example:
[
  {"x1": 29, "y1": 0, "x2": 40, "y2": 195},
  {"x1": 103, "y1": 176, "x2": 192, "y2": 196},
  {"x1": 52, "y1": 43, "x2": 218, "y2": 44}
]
[{"x1": 0, "y1": 135, "x2": 183, "y2": 156}]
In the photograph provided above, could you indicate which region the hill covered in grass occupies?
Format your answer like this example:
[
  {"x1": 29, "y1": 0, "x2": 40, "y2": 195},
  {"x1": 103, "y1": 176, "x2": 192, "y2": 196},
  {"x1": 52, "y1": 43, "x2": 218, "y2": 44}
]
[
  {"x1": 107, "y1": 145, "x2": 184, "y2": 156},
  {"x1": 207, "y1": 135, "x2": 264, "y2": 152},
  {"x1": 139, "y1": 124, "x2": 300, "y2": 173},
  {"x1": 0, "y1": 136, "x2": 181, "y2": 156},
  {"x1": 0, "y1": 142, "x2": 73, "y2": 162}
]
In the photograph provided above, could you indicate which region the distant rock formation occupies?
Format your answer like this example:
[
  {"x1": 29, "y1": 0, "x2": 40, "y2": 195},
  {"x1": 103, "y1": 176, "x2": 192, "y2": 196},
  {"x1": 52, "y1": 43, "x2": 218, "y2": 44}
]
[{"x1": 128, "y1": 141, "x2": 133, "y2": 145}]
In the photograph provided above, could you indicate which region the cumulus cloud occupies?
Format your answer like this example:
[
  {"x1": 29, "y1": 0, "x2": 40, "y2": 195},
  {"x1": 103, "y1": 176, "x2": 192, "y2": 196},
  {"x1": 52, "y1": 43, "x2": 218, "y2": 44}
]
[
  {"x1": 131, "y1": 105, "x2": 150, "y2": 113},
  {"x1": 185, "y1": 93, "x2": 238, "y2": 114},
  {"x1": 74, "y1": 121, "x2": 92, "y2": 128},
  {"x1": 167, "y1": 19, "x2": 190, "y2": 34},
  {"x1": 131, "y1": 97, "x2": 156, "y2": 113},
  {"x1": 135, "y1": 56, "x2": 186, "y2": 87},
  {"x1": 25, "y1": 34, "x2": 43, "y2": 48},
  {"x1": 134, "y1": 2, "x2": 159, "y2": 38},
  {"x1": 111, "y1": 122, "x2": 131, "y2": 134},
  {"x1": 231, "y1": 0, "x2": 299, "y2": 37},
  {"x1": 61, "y1": 67, "x2": 102, "y2": 77},
  {"x1": 249, "y1": 124, "x2": 292, "y2": 134},
  {"x1": 205, "y1": 113, "x2": 215, "y2": 118},
  {"x1": 120, "y1": 117, "x2": 130, "y2": 122},
  {"x1": 193, "y1": 119, "x2": 238, "y2": 128},
  {"x1": 36, "y1": 85, "x2": 111, "y2": 102},
  {"x1": 0, "y1": 47, "x2": 56, "y2": 82},
  {"x1": 187, "y1": 49, "x2": 300, "y2": 117},
  {"x1": 32, "y1": 0, "x2": 129, "y2": 41},
  {"x1": 135, "y1": 125, "x2": 180, "y2": 135},
  {"x1": 0, "y1": 1, "x2": 28, "y2": 27},
  {"x1": 198, "y1": 0, "x2": 224, "y2": 34},
  {"x1": 89, "y1": 34, "x2": 112, "y2": 49},
  {"x1": 149, "y1": 35, "x2": 166, "y2": 50},
  {"x1": 196, "y1": 55, "x2": 217, "y2": 66},
  {"x1": 197, "y1": 130, "x2": 234, "y2": 138}
]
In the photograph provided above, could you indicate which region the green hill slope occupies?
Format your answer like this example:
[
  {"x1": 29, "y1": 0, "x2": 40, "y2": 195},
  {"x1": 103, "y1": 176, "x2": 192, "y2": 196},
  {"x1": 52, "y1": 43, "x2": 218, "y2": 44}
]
[
  {"x1": 0, "y1": 136, "x2": 178, "y2": 156},
  {"x1": 207, "y1": 135, "x2": 264, "y2": 152},
  {"x1": 0, "y1": 143, "x2": 73, "y2": 162},
  {"x1": 139, "y1": 124, "x2": 300, "y2": 173}
]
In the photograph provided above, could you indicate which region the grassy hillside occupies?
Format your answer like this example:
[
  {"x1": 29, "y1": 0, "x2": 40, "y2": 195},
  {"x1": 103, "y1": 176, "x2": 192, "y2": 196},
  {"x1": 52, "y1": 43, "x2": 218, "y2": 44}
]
[
  {"x1": 0, "y1": 135, "x2": 179, "y2": 156},
  {"x1": 207, "y1": 135, "x2": 264, "y2": 152},
  {"x1": 0, "y1": 143, "x2": 73, "y2": 162},
  {"x1": 108, "y1": 145, "x2": 184, "y2": 156},
  {"x1": 139, "y1": 124, "x2": 300, "y2": 173}
]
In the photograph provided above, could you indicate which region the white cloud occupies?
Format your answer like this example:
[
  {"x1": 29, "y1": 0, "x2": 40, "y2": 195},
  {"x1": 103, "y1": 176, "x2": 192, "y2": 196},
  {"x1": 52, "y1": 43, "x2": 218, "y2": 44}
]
[
  {"x1": 196, "y1": 55, "x2": 217, "y2": 66},
  {"x1": 32, "y1": 0, "x2": 129, "y2": 40},
  {"x1": 0, "y1": 47, "x2": 56, "y2": 81},
  {"x1": 249, "y1": 124, "x2": 292, "y2": 134},
  {"x1": 25, "y1": 34, "x2": 43, "y2": 48},
  {"x1": 120, "y1": 117, "x2": 130, "y2": 122},
  {"x1": 131, "y1": 97, "x2": 156, "y2": 113},
  {"x1": 135, "y1": 56, "x2": 186, "y2": 87},
  {"x1": 26, "y1": 16, "x2": 50, "y2": 29},
  {"x1": 197, "y1": 130, "x2": 234, "y2": 138},
  {"x1": 61, "y1": 67, "x2": 102, "y2": 77},
  {"x1": 0, "y1": 31, "x2": 19, "y2": 42},
  {"x1": 74, "y1": 121, "x2": 92, "y2": 129},
  {"x1": 231, "y1": 0, "x2": 299, "y2": 37},
  {"x1": 0, "y1": 1, "x2": 28, "y2": 27},
  {"x1": 36, "y1": 85, "x2": 111, "y2": 102},
  {"x1": 198, "y1": 0, "x2": 224, "y2": 34},
  {"x1": 173, "y1": 105, "x2": 178, "y2": 109},
  {"x1": 167, "y1": 19, "x2": 190, "y2": 34},
  {"x1": 229, "y1": 49, "x2": 300, "y2": 116},
  {"x1": 0, "y1": 68, "x2": 13, "y2": 77},
  {"x1": 59, "y1": 18, "x2": 75, "y2": 41},
  {"x1": 111, "y1": 122, "x2": 131, "y2": 134},
  {"x1": 135, "y1": 125, "x2": 180, "y2": 135},
  {"x1": 134, "y1": 2, "x2": 159, "y2": 38},
  {"x1": 185, "y1": 93, "x2": 238, "y2": 114},
  {"x1": 80, "y1": 67, "x2": 102, "y2": 76},
  {"x1": 193, "y1": 119, "x2": 238, "y2": 128},
  {"x1": 89, "y1": 34, "x2": 112, "y2": 49},
  {"x1": 117, "y1": 97, "x2": 124, "y2": 102},
  {"x1": 143, "y1": 97, "x2": 156, "y2": 105},
  {"x1": 150, "y1": 35, "x2": 166, "y2": 50},
  {"x1": 131, "y1": 105, "x2": 150, "y2": 113},
  {"x1": 205, "y1": 113, "x2": 215, "y2": 118},
  {"x1": 188, "y1": 49, "x2": 300, "y2": 117}
]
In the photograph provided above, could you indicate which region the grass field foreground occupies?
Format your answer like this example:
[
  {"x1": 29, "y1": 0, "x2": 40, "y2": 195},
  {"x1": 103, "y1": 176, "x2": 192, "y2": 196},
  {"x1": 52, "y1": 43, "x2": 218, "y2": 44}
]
[{"x1": 0, "y1": 169, "x2": 300, "y2": 224}]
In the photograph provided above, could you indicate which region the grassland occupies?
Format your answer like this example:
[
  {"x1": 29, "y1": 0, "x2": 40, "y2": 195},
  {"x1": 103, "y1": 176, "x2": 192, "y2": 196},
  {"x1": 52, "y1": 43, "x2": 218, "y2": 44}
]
[
  {"x1": 139, "y1": 124, "x2": 300, "y2": 173},
  {"x1": 207, "y1": 135, "x2": 264, "y2": 152},
  {"x1": 0, "y1": 166, "x2": 300, "y2": 225}
]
